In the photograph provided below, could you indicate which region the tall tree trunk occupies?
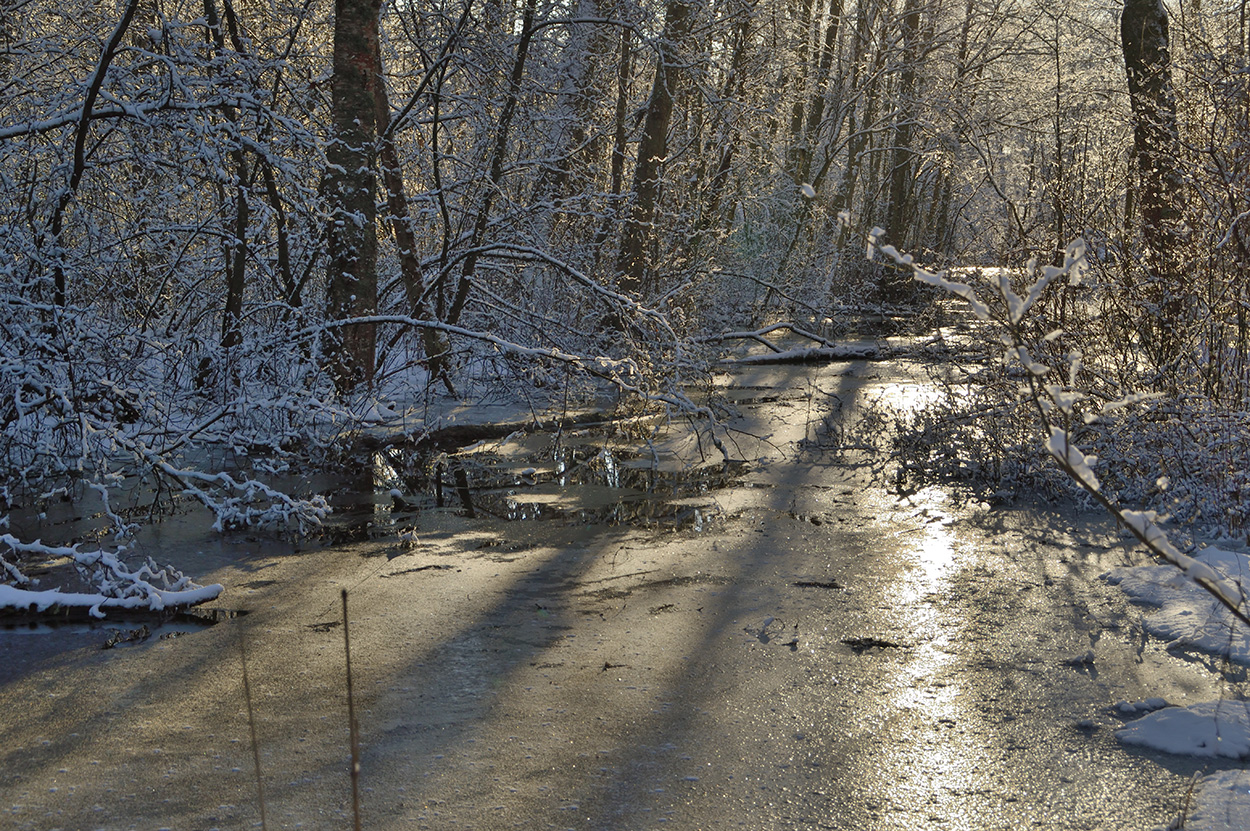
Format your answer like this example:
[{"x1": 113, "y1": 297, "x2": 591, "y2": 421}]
[
  {"x1": 325, "y1": 0, "x2": 382, "y2": 392},
  {"x1": 615, "y1": 0, "x2": 693, "y2": 297},
  {"x1": 203, "y1": 0, "x2": 248, "y2": 353},
  {"x1": 446, "y1": 0, "x2": 538, "y2": 326},
  {"x1": 373, "y1": 47, "x2": 455, "y2": 394},
  {"x1": 533, "y1": 0, "x2": 608, "y2": 207},
  {"x1": 884, "y1": 0, "x2": 922, "y2": 249},
  {"x1": 832, "y1": 0, "x2": 885, "y2": 249},
  {"x1": 690, "y1": 5, "x2": 753, "y2": 253},
  {"x1": 593, "y1": 25, "x2": 634, "y2": 265},
  {"x1": 49, "y1": 0, "x2": 140, "y2": 308},
  {"x1": 785, "y1": 0, "x2": 817, "y2": 180},
  {"x1": 798, "y1": 0, "x2": 845, "y2": 185},
  {"x1": 1121, "y1": 0, "x2": 1187, "y2": 353}
]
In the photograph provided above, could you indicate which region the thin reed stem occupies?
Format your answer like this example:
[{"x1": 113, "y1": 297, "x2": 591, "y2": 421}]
[
  {"x1": 239, "y1": 634, "x2": 268, "y2": 831},
  {"x1": 343, "y1": 589, "x2": 362, "y2": 831}
]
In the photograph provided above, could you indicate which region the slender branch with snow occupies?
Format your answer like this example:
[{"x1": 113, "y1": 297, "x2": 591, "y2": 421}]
[{"x1": 868, "y1": 227, "x2": 1250, "y2": 629}]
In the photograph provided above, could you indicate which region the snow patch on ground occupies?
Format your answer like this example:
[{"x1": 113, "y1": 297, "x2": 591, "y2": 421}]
[
  {"x1": 1184, "y1": 770, "x2": 1250, "y2": 831},
  {"x1": 1116, "y1": 701, "x2": 1250, "y2": 759},
  {"x1": 1106, "y1": 549, "x2": 1250, "y2": 829},
  {"x1": 1103, "y1": 545, "x2": 1250, "y2": 664}
]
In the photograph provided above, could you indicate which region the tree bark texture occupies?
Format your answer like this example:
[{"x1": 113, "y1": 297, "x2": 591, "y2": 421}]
[
  {"x1": 1121, "y1": 0, "x2": 1188, "y2": 347},
  {"x1": 592, "y1": 25, "x2": 634, "y2": 261},
  {"x1": 373, "y1": 47, "x2": 455, "y2": 394},
  {"x1": 797, "y1": 0, "x2": 844, "y2": 186},
  {"x1": 203, "y1": 0, "x2": 248, "y2": 353},
  {"x1": 616, "y1": 0, "x2": 693, "y2": 297},
  {"x1": 325, "y1": 0, "x2": 382, "y2": 392},
  {"x1": 884, "y1": 0, "x2": 922, "y2": 250}
]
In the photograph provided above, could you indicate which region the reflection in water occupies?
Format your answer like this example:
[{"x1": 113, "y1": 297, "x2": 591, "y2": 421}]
[
  {"x1": 0, "y1": 606, "x2": 240, "y2": 646},
  {"x1": 301, "y1": 432, "x2": 749, "y2": 543},
  {"x1": 365, "y1": 438, "x2": 746, "y2": 531},
  {"x1": 881, "y1": 485, "x2": 985, "y2": 829}
]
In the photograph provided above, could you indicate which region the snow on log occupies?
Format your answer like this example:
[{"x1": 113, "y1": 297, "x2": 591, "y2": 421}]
[{"x1": 0, "y1": 582, "x2": 224, "y2": 619}]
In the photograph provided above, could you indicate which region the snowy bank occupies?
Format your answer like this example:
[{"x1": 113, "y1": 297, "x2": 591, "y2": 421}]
[
  {"x1": 1106, "y1": 549, "x2": 1250, "y2": 829},
  {"x1": 1116, "y1": 703, "x2": 1250, "y2": 830},
  {"x1": 1183, "y1": 770, "x2": 1250, "y2": 831},
  {"x1": 1103, "y1": 546, "x2": 1250, "y2": 664},
  {"x1": 1117, "y1": 700, "x2": 1250, "y2": 759}
]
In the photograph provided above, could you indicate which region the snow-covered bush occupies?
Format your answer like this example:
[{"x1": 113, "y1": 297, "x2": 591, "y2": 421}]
[
  {"x1": 0, "y1": 297, "x2": 342, "y2": 614},
  {"x1": 871, "y1": 230, "x2": 1250, "y2": 627}
]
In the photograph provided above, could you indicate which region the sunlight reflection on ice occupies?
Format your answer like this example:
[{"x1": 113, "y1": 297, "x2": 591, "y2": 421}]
[
  {"x1": 880, "y1": 486, "x2": 986, "y2": 830},
  {"x1": 874, "y1": 380, "x2": 945, "y2": 414},
  {"x1": 897, "y1": 487, "x2": 957, "y2": 605}
]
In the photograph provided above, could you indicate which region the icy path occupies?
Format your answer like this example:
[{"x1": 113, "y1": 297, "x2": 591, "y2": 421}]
[{"x1": 1, "y1": 360, "x2": 1242, "y2": 829}]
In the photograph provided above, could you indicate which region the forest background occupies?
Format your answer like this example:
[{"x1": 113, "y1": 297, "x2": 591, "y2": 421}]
[{"x1": 1, "y1": 0, "x2": 1248, "y2": 601}]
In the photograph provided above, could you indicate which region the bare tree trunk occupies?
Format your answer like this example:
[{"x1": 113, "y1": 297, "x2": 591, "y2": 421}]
[
  {"x1": 446, "y1": 0, "x2": 538, "y2": 326},
  {"x1": 202, "y1": 0, "x2": 249, "y2": 353},
  {"x1": 785, "y1": 0, "x2": 816, "y2": 180},
  {"x1": 592, "y1": 25, "x2": 634, "y2": 265},
  {"x1": 615, "y1": 0, "x2": 693, "y2": 297},
  {"x1": 325, "y1": 0, "x2": 382, "y2": 392},
  {"x1": 49, "y1": 0, "x2": 140, "y2": 308},
  {"x1": 533, "y1": 0, "x2": 609, "y2": 207},
  {"x1": 832, "y1": 0, "x2": 885, "y2": 249},
  {"x1": 1121, "y1": 0, "x2": 1188, "y2": 354},
  {"x1": 884, "y1": 0, "x2": 922, "y2": 249},
  {"x1": 373, "y1": 47, "x2": 455, "y2": 394},
  {"x1": 690, "y1": 4, "x2": 753, "y2": 253},
  {"x1": 797, "y1": 0, "x2": 844, "y2": 185}
]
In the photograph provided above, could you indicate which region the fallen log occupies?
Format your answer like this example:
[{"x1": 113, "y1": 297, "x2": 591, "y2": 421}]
[{"x1": 719, "y1": 344, "x2": 885, "y2": 365}]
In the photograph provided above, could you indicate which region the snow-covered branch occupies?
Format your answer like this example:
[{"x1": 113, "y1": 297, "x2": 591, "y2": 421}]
[
  {"x1": 0, "y1": 534, "x2": 223, "y2": 618},
  {"x1": 871, "y1": 228, "x2": 1250, "y2": 629}
]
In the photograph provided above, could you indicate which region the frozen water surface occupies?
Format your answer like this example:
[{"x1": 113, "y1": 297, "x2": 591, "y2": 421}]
[{"x1": 1, "y1": 358, "x2": 1246, "y2": 829}]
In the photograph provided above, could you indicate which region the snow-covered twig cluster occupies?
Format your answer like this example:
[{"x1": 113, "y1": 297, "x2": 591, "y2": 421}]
[
  {"x1": 153, "y1": 462, "x2": 330, "y2": 533},
  {"x1": 0, "y1": 278, "x2": 731, "y2": 617},
  {"x1": 0, "y1": 303, "x2": 339, "y2": 614},
  {"x1": 0, "y1": 534, "x2": 223, "y2": 618}
]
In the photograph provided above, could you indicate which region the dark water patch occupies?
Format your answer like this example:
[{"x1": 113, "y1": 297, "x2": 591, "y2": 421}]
[
  {"x1": 383, "y1": 564, "x2": 455, "y2": 577},
  {"x1": 306, "y1": 517, "x2": 393, "y2": 546},
  {"x1": 793, "y1": 580, "x2": 842, "y2": 589},
  {"x1": 364, "y1": 437, "x2": 750, "y2": 531},
  {"x1": 0, "y1": 606, "x2": 247, "y2": 650},
  {"x1": 842, "y1": 636, "x2": 906, "y2": 654}
]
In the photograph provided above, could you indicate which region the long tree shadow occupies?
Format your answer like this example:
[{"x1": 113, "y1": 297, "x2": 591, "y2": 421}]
[{"x1": 4, "y1": 358, "x2": 1218, "y2": 829}]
